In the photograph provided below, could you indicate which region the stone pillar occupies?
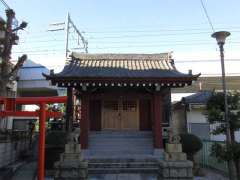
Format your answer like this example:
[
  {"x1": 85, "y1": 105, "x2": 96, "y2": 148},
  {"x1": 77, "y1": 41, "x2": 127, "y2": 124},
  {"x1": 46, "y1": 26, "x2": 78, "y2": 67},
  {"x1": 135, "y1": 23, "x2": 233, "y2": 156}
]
[
  {"x1": 54, "y1": 136, "x2": 88, "y2": 180},
  {"x1": 80, "y1": 93, "x2": 89, "y2": 149},
  {"x1": 152, "y1": 92, "x2": 163, "y2": 151},
  {"x1": 159, "y1": 132, "x2": 193, "y2": 180}
]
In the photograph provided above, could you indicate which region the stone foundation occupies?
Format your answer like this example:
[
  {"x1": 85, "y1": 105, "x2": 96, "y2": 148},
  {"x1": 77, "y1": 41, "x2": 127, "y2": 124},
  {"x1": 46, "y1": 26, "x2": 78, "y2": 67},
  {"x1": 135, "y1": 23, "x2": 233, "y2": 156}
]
[
  {"x1": 54, "y1": 143, "x2": 88, "y2": 180},
  {"x1": 159, "y1": 160, "x2": 193, "y2": 180}
]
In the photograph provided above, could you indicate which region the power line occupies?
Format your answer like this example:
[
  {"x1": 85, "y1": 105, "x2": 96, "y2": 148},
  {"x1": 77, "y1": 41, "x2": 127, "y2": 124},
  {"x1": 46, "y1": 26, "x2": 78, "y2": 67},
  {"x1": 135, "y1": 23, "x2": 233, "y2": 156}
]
[
  {"x1": 0, "y1": 0, "x2": 10, "y2": 9},
  {"x1": 85, "y1": 27, "x2": 240, "y2": 34},
  {"x1": 199, "y1": 0, "x2": 215, "y2": 32},
  {"x1": 87, "y1": 31, "x2": 240, "y2": 40},
  {"x1": 13, "y1": 48, "x2": 65, "y2": 54},
  {"x1": 12, "y1": 41, "x2": 240, "y2": 54},
  {"x1": 175, "y1": 59, "x2": 240, "y2": 63},
  {"x1": 87, "y1": 42, "x2": 240, "y2": 49},
  {"x1": 18, "y1": 25, "x2": 240, "y2": 36},
  {"x1": 15, "y1": 28, "x2": 240, "y2": 42}
]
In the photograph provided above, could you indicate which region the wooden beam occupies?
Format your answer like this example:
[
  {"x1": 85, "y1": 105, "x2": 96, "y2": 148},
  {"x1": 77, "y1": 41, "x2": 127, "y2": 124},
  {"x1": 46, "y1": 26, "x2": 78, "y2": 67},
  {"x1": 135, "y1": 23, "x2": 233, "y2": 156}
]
[
  {"x1": 0, "y1": 111, "x2": 63, "y2": 118},
  {"x1": 15, "y1": 96, "x2": 67, "y2": 104}
]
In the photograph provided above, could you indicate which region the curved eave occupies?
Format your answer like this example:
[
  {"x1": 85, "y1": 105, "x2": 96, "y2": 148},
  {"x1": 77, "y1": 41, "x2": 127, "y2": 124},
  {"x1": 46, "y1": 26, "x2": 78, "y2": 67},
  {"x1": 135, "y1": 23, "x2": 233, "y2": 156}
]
[{"x1": 43, "y1": 73, "x2": 200, "y2": 83}]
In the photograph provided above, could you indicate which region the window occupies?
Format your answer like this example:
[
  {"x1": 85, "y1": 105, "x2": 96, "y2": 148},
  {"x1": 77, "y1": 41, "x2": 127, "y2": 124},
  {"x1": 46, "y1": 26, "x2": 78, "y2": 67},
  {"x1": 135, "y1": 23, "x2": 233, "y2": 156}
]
[
  {"x1": 104, "y1": 101, "x2": 118, "y2": 111},
  {"x1": 122, "y1": 100, "x2": 137, "y2": 112}
]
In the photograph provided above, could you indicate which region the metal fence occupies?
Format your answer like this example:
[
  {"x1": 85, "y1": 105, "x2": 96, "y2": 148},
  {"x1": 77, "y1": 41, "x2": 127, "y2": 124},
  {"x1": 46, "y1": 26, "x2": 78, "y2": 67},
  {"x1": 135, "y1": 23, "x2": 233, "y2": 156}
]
[{"x1": 195, "y1": 139, "x2": 228, "y2": 174}]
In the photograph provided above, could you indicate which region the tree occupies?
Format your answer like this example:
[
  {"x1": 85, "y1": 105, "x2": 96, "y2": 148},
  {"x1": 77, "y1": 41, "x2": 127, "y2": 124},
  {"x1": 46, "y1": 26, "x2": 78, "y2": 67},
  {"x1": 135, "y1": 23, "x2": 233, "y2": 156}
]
[
  {"x1": 0, "y1": 9, "x2": 27, "y2": 97},
  {"x1": 206, "y1": 92, "x2": 240, "y2": 179}
]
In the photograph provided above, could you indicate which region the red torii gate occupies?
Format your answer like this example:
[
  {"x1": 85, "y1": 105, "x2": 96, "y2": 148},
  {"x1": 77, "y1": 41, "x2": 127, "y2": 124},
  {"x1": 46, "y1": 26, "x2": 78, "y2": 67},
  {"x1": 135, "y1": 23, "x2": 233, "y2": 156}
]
[{"x1": 0, "y1": 96, "x2": 67, "y2": 180}]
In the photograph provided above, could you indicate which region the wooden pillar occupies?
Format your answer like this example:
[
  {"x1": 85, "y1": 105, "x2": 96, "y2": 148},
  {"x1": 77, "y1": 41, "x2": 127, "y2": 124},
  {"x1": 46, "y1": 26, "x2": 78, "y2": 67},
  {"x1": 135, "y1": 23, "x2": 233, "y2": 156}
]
[
  {"x1": 5, "y1": 98, "x2": 16, "y2": 111},
  {"x1": 152, "y1": 92, "x2": 163, "y2": 148},
  {"x1": 66, "y1": 87, "x2": 74, "y2": 132},
  {"x1": 80, "y1": 93, "x2": 89, "y2": 149},
  {"x1": 38, "y1": 102, "x2": 46, "y2": 180}
]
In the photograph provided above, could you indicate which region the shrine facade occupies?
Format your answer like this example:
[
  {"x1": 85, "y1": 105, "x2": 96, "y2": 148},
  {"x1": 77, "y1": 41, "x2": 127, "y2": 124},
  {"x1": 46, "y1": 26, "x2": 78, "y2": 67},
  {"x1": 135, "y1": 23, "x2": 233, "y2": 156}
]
[{"x1": 44, "y1": 52, "x2": 199, "y2": 154}]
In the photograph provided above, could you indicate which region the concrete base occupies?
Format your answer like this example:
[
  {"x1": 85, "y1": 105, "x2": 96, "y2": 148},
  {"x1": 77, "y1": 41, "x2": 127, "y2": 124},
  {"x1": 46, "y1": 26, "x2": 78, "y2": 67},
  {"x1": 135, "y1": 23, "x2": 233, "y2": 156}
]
[
  {"x1": 164, "y1": 152, "x2": 187, "y2": 161},
  {"x1": 165, "y1": 143, "x2": 182, "y2": 153}
]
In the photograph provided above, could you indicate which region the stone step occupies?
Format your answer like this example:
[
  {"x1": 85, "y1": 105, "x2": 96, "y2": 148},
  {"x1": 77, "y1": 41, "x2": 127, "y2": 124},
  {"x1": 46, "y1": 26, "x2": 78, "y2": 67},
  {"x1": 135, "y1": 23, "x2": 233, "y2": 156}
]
[
  {"x1": 87, "y1": 159, "x2": 159, "y2": 174},
  {"x1": 87, "y1": 157, "x2": 159, "y2": 163},
  {"x1": 89, "y1": 162, "x2": 157, "y2": 168},
  {"x1": 88, "y1": 147, "x2": 153, "y2": 151},
  {"x1": 88, "y1": 151, "x2": 153, "y2": 156},
  {"x1": 88, "y1": 167, "x2": 159, "y2": 174},
  {"x1": 90, "y1": 131, "x2": 152, "y2": 138},
  {"x1": 88, "y1": 131, "x2": 154, "y2": 157},
  {"x1": 89, "y1": 143, "x2": 153, "y2": 148}
]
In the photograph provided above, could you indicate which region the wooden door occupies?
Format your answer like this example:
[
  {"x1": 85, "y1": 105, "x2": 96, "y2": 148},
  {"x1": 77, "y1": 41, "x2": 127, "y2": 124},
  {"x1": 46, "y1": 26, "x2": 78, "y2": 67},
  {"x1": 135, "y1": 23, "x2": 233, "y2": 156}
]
[
  {"x1": 90, "y1": 100, "x2": 101, "y2": 131},
  {"x1": 121, "y1": 100, "x2": 139, "y2": 130},
  {"x1": 102, "y1": 100, "x2": 120, "y2": 129},
  {"x1": 102, "y1": 99, "x2": 139, "y2": 130}
]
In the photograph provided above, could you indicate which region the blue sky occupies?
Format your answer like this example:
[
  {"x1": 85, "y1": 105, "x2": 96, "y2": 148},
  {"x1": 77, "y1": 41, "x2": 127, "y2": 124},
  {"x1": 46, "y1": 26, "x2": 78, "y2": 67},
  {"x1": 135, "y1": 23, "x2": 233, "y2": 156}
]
[{"x1": 1, "y1": 0, "x2": 240, "y2": 75}]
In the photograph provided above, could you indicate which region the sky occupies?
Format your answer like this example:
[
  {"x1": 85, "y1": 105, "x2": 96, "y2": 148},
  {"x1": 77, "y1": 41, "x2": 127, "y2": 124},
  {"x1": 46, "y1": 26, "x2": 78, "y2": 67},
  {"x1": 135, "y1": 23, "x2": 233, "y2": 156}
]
[{"x1": 1, "y1": 0, "x2": 240, "y2": 76}]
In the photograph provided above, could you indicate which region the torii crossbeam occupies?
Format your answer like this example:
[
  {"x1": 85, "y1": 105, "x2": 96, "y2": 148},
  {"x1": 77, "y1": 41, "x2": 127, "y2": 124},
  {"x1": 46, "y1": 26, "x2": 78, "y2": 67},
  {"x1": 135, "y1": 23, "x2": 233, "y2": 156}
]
[{"x1": 0, "y1": 96, "x2": 67, "y2": 180}]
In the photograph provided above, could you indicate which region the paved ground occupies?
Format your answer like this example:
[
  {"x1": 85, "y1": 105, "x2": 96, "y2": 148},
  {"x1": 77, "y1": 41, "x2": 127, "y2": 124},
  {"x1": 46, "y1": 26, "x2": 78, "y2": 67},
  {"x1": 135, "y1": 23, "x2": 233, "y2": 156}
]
[
  {"x1": 194, "y1": 168, "x2": 229, "y2": 180},
  {"x1": 6, "y1": 166, "x2": 228, "y2": 180},
  {"x1": 10, "y1": 161, "x2": 37, "y2": 180}
]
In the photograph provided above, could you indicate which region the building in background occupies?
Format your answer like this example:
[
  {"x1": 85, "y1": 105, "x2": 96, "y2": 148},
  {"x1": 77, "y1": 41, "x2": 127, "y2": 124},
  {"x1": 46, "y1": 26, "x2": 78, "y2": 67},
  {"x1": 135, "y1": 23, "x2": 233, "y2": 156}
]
[
  {"x1": 172, "y1": 91, "x2": 212, "y2": 140},
  {"x1": 17, "y1": 60, "x2": 64, "y2": 97},
  {"x1": 172, "y1": 90, "x2": 240, "y2": 142}
]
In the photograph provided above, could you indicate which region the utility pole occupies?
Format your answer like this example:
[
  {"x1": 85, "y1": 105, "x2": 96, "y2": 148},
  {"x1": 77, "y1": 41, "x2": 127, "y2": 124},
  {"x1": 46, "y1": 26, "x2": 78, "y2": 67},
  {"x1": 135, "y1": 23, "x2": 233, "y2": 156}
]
[
  {"x1": 65, "y1": 13, "x2": 70, "y2": 57},
  {"x1": 48, "y1": 12, "x2": 88, "y2": 57},
  {"x1": 0, "y1": 8, "x2": 27, "y2": 97}
]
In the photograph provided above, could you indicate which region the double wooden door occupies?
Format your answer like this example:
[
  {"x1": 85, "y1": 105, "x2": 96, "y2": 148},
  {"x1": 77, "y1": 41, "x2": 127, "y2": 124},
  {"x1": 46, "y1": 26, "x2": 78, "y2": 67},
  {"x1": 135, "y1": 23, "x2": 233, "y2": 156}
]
[{"x1": 102, "y1": 99, "x2": 139, "y2": 130}]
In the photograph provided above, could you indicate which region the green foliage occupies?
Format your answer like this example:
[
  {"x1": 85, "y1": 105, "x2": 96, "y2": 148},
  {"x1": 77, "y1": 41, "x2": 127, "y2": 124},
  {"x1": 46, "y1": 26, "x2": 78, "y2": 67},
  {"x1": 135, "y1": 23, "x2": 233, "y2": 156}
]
[
  {"x1": 45, "y1": 131, "x2": 68, "y2": 169},
  {"x1": 211, "y1": 142, "x2": 240, "y2": 162},
  {"x1": 206, "y1": 92, "x2": 240, "y2": 133},
  {"x1": 45, "y1": 131, "x2": 68, "y2": 147},
  {"x1": 180, "y1": 133, "x2": 203, "y2": 156}
]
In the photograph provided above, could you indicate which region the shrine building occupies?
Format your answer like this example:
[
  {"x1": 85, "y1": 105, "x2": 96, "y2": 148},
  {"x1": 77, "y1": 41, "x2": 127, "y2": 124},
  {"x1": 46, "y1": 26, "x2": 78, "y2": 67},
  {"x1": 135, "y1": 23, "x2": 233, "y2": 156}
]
[{"x1": 44, "y1": 52, "x2": 199, "y2": 157}]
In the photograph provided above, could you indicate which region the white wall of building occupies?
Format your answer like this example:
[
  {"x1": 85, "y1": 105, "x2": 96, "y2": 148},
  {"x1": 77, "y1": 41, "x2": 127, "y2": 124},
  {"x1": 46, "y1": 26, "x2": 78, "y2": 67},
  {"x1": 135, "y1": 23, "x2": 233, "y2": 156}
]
[{"x1": 186, "y1": 109, "x2": 207, "y2": 124}]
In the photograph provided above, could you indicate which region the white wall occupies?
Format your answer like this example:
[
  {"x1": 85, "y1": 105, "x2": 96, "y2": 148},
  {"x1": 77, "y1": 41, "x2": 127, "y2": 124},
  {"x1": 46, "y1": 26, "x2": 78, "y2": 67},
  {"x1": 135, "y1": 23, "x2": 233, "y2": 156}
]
[
  {"x1": 186, "y1": 109, "x2": 207, "y2": 124},
  {"x1": 210, "y1": 123, "x2": 240, "y2": 142}
]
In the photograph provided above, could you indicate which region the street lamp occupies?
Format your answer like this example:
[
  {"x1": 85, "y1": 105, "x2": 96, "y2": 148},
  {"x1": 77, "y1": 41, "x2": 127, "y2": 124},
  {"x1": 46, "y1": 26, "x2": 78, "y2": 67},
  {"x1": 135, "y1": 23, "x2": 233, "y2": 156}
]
[{"x1": 211, "y1": 31, "x2": 237, "y2": 180}]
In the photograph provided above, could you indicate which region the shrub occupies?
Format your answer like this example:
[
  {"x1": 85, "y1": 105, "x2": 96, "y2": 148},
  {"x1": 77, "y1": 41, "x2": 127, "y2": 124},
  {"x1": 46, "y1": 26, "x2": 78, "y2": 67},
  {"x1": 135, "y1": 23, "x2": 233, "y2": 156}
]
[
  {"x1": 180, "y1": 133, "x2": 203, "y2": 161},
  {"x1": 45, "y1": 131, "x2": 68, "y2": 169}
]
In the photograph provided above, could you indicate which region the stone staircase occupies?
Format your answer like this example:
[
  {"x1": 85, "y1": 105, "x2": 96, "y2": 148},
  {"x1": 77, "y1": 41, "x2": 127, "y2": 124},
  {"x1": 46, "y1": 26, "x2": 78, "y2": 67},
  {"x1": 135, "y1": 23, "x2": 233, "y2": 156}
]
[
  {"x1": 87, "y1": 158, "x2": 159, "y2": 174},
  {"x1": 84, "y1": 131, "x2": 160, "y2": 175},
  {"x1": 87, "y1": 131, "x2": 154, "y2": 157}
]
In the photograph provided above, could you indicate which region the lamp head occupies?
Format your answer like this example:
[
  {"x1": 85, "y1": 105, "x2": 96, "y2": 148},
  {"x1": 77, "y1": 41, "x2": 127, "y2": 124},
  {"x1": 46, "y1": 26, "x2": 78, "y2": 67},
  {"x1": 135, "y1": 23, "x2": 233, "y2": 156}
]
[
  {"x1": 19, "y1": 21, "x2": 27, "y2": 29},
  {"x1": 211, "y1": 31, "x2": 230, "y2": 45}
]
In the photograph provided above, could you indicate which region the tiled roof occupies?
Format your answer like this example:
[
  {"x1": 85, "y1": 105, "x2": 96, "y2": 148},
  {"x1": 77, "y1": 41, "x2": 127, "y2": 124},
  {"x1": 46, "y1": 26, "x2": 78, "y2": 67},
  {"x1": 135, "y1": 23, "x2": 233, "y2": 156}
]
[
  {"x1": 69, "y1": 52, "x2": 175, "y2": 71},
  {"x1": 182, "y1": 91, "x2": 213, "y2": 104},
  {"x1": 45, "y1": 53, "x2": 198, "y2": 80}
]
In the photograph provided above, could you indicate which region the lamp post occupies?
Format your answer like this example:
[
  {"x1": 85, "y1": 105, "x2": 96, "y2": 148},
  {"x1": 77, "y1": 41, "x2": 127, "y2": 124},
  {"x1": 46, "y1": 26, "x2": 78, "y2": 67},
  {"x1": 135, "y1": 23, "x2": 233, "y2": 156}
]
[{"x1": 211, "y1": 31, "x2": 237, "y2": 180}]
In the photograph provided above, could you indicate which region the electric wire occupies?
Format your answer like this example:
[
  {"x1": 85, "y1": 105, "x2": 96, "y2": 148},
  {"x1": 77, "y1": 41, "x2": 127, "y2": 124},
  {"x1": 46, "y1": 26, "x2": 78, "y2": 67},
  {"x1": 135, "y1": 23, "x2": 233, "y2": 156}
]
[
  {"x1": 200, "y1": 0, "x2": 215, "y2": 32},
  {"x1": 0, "y1": 0, "x2": 10, "y2": 9}
]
